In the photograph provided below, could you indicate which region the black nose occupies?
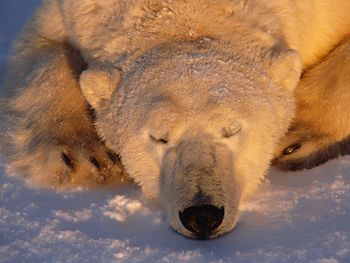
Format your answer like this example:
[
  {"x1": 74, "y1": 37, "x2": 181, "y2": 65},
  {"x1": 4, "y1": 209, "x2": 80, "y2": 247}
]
[{"x1": 179, "y1": 205, "x2": 224, "y2": 237}]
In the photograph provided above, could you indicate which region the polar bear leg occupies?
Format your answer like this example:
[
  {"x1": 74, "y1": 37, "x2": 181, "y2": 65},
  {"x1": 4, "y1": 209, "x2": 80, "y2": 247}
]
[
  {"x1": 2, "y1": 43, "x2": 127, "y2": 188},
  {"x1": 273, "y1": 36, "x2": 350, "y2": 170}
]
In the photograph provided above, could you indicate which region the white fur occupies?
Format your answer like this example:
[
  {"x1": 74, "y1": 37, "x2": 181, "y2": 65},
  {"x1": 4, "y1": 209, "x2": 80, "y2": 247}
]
[{"x1": 1, "y1": 0, "x2": 350, "y2": 238}]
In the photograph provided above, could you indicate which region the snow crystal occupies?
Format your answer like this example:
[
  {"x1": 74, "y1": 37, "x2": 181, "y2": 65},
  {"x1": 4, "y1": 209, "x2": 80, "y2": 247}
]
[
  {"x1": 53, "y1": 209, "x2": 93, "y2": 223},
  {"x1": 102, "y1": 195, "x2": 150, "y2": 222}
]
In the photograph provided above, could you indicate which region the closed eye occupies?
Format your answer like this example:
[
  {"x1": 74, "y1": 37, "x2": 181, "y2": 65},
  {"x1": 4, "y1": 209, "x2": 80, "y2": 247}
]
[
  {"x1": 150, "y1": 134, "x2": 169, "y2": 144},
  {"x1": 221, "y1": 123, "x2": 241, "y2": 138}
]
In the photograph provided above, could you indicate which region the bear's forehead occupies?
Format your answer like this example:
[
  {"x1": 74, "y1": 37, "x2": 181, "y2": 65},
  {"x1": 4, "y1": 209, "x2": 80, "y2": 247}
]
[
  {"x1": 124, "y1": 53, "x2": 263, "y2": 88},
  {"x1": 133, "y1": 64, "x2": 266, "y2": 102},
  {"x1": 118, "y1": 61, "x2": 269, "y2": 118}
]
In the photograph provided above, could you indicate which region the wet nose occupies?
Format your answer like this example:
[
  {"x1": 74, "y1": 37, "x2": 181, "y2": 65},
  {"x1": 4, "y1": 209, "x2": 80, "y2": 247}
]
[{"x1": 179, "y1": 205, "x2": 224, "y2": 238}]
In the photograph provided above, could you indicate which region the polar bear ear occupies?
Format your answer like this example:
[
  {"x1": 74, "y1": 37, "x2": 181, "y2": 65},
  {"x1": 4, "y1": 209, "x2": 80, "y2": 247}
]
[
  {"x1": 80, "y1": 66, "x2": 122, "y2": 110},
  {"x1": 269, "y1": 49, "x2": 302, "y2": 90}
]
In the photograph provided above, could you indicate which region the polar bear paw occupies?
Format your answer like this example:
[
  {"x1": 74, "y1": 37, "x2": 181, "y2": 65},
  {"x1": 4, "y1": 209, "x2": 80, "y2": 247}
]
[
  {"x1": 272, "y1": 127, "x2": 350, "y2": 171},
  {"x1": 8, "y1": 140, "x2": 128, "y2": 188}
]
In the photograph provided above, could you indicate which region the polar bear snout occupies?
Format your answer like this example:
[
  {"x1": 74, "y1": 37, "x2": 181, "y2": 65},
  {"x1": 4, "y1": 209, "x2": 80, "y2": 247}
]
[
  {"x1": 158, "y1": 136, "x2": 240, "y2": 238},
  {"x1": 179, "y1": 205, "x2": 224, "y2": 239}
]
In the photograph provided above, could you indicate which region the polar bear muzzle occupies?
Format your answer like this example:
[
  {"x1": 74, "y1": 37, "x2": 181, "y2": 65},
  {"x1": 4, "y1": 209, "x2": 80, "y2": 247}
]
[{"x1": 159, "y1": 135, "x2": 239, "y2": 239}]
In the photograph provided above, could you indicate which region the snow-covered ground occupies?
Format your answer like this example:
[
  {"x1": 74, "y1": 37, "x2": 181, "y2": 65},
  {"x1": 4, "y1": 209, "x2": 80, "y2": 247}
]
[{"x1": 0, "y1": 1, "x2": 349, "y2": 263}]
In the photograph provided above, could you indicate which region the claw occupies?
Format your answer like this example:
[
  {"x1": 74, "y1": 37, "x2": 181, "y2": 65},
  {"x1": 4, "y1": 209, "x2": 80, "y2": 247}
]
[
  {"x1": 90, "y1": 156, "x2": 101, "y2": 169},
  {"x1": 61, "y1": 152, "x2": 75, "y2": 171},
  {"x1": 106, "y1": 150, "x2": 119, "y2": 164}
]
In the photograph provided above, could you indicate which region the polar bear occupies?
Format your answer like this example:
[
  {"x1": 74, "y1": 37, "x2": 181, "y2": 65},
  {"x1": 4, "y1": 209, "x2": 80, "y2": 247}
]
[{"x1": 1, "y1": 0, "x2": 350, "y2": 239}]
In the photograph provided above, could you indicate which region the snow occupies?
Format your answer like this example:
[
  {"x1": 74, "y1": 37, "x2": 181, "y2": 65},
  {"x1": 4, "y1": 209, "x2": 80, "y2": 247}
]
[{"x1": 0, "y1": 1, "x2": 349, "y2": 262}]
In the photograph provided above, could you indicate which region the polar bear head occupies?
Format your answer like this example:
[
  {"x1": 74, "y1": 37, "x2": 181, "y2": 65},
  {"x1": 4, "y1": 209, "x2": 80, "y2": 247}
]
[{"x1": 80, "y1": 40, "x2": 301, "y2": 239}]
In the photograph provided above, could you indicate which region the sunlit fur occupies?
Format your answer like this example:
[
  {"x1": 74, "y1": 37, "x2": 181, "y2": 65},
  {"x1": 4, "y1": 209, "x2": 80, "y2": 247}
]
[
  {"x1": 0, "y1": 0, "x2": 349, "y2": 238},
  {"x1": 94, "y1": 44, "x2": 295, "y2": 237},
  {"x1": 273, "y1": 37, "x2": 350, "y2": 170}
]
